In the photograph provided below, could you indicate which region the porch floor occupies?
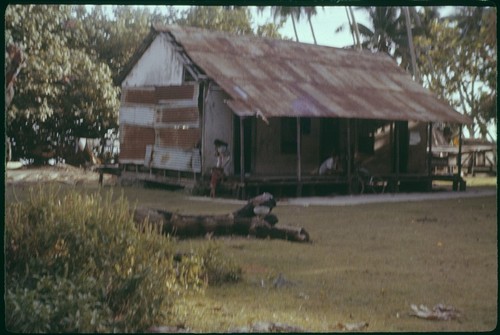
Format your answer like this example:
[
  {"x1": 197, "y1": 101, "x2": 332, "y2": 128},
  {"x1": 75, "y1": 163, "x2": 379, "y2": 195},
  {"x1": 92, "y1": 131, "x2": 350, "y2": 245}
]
[{"x1": 223, "y1": 173, "x2": 466, "y2": 200}]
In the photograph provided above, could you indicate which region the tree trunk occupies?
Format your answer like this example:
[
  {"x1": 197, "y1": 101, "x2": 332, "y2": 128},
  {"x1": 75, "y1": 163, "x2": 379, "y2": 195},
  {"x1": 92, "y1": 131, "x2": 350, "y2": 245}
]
[
  {"x1": 348, "y1": 7, "x2": 362, "y2": 50},
  {"x1": 308, "y1": 16, "x2": 317, "y2": 44},
  {"x1": 345, "y1": 7, "x2": 357, "y2": 47},
  {"x1": 291, "y1": 15, "x2": 299, "y2": 42},
  {"x1": 403, "y1": 7, "x2": 419, "y2": 82},
  {"x1": 133, "y1": 193, "x2": 311, "y2": 243}
]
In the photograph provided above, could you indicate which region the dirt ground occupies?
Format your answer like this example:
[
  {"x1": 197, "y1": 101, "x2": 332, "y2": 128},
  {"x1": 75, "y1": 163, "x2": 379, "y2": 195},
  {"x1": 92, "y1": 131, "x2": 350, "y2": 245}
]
[
  {"x1": 5, "y1": 163, "x2": 117, "y2": 186},
  {"x1": 4, "y1": 164, "x2": 498, "y2": 332}
]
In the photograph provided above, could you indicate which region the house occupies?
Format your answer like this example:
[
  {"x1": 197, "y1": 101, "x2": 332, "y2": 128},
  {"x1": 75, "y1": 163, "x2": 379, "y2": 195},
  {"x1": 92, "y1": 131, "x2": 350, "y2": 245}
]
[{"x1": 117, "y1": 24, "x2": 471, "y2": 197}]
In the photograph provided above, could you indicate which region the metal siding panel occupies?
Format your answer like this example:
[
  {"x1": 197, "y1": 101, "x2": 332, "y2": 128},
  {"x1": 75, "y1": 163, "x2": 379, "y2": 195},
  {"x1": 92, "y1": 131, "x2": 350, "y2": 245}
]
[
  {"x1": 150, "y1": 145, "x2": 201, "y2": 172},
  {"x1": 157, "y1": 107, "x2": 199, "y2": 124},
  {"x1": 120, "y1": 106, "x2": 155, "y2": 126},
  {"x1": 156, "y1": 128, "x2": 201, "y2": 149},
  {"x1": 119, "y1": 124, "x2": 155, "y2": 161},
  {"x1": 156, "y1": 85, "x2": 195, "y2": 100},
  {"x1": 123, "y1": 84, "x2": 198, "y2": 105},
  {"x1": 124, "y1": 88, "x2": 157, "y2": 104}
]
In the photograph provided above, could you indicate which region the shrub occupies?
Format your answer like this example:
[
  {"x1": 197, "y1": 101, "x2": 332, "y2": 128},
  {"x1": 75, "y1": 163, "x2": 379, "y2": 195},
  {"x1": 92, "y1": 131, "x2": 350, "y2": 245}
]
[
  {"x1": 5, "y1": 185, "x2": 203, "y2": 332},
  {"x1": 200, "y1": 242, "x2": 242, "y2": 285}
]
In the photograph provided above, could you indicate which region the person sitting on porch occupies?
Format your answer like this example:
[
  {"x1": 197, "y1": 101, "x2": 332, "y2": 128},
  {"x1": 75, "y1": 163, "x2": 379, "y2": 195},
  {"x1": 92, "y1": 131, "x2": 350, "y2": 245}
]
[
  {"x1": 214, "y1": 139, "x2": 231, "y2": 175},
  {"x1": 318, "y1": 154, "x2": 339, "y2": 175}
]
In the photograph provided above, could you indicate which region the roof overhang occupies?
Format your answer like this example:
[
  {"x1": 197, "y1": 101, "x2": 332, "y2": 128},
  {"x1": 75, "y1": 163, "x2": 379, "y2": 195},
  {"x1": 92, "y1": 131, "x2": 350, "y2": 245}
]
[{"x1": 151, "y1": 24, "x2": 472, "y2": 125}]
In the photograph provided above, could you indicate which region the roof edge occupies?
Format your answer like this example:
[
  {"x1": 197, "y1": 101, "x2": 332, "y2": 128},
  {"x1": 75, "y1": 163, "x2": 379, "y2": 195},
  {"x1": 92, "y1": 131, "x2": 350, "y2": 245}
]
[{"x1": 116, "y1": 25, "x2": 159, "y2": 85}]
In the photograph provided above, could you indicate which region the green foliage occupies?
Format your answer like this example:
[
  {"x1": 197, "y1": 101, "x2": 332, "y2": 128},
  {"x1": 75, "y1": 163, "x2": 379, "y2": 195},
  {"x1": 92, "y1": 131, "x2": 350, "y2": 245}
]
[
  {"x1": 414, "y1": 7, "x2": 497, "y2": 138},
  {"x1": 355, "y1": 6, "x2": 496, "y2": 139},
  {"x1": 5, "y1": 5, "x2": 121, "y2": 162},
  {"x1": 199, "y1": 242, "x2": 242, "y2": 285},
  {"x1": 5, "y1": 185, "x2": 202, "y2": 332},
  {"x1": 178, "y1": 6, "x2": 254, "y2": 35},
  {"x1": 5, "y1": 5, "x2": 285, "y2": 162}
]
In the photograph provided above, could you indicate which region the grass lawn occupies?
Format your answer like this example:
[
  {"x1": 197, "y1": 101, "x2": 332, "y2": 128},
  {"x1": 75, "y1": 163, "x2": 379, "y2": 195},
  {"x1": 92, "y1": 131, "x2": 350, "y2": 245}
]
[{"x1": 5, "y1": 182, "x2": 497, "y2": 332}]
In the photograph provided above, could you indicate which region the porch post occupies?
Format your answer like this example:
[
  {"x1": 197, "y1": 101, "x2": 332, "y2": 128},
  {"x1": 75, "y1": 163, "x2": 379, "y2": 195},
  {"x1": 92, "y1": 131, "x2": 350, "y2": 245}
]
[
  {"x1": 389, "y1": 122, "x2": 394, "y2": 170},
  {"x1": 240, "y1": 116, "x2": 245, "y2": 184},
  {"x1": 427, "y1": 122, "x2": 433, "y2": 191},
  {"x1": 395, "y1": 121, "x2": 400, "y2": 193},
  {"x1": 347, "y1": 119, "x2": 352, "y2": 194},
  {"x1": 456, "y1": 124, "x2": 463, "y2": 191},
  {"x1": 296, "y1": 117, "x2": 302, "y2": 196}
]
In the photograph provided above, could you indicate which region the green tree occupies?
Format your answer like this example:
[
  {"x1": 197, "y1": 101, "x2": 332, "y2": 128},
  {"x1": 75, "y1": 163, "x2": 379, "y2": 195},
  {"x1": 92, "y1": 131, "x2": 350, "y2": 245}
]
[
  {"x1": 350, "y1": 6, "x2": 423, "y2": 74},
  {"x1": 177, "y1": 6, "x2": 285, "y2": 39},
  {"x1": 257, "y1": 6, "x2": 321, "y2": 43},
  {"x1": 178, "y1": 6, "x2": 254, "y2": 35},
  {"x1": 258, "y1": 6, "x2": 301, "y2": 41},
  {"x1": 414, "y1": 7, "x2": 497, "y2": 138},
  {"x1": 5, "y1": 5, "x2": 120, "y2": 162},
  {"x1": 75, "y1": 5, "x2": 179, "y2": 85}
]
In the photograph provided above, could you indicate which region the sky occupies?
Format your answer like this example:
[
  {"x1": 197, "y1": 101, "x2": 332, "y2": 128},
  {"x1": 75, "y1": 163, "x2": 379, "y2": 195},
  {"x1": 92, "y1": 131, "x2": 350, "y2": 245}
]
[
  {"x1": 106, "y1": 5, "x2": 370, "y2": 48},
  {"x1": 251, "y1": 6, "x2": 370, "y2": 48},
  {"x1": 94, "y1": 4, "x2": 494, "y2": 139},
  {"x1": 258, "y1": 6, "x2": 457, "y2": 48}
]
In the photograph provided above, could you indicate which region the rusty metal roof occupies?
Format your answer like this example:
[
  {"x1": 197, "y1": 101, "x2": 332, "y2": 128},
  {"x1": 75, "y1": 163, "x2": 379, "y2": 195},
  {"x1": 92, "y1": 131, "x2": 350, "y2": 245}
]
[{"x1": 148, "y1": 24, "x2": 470, "y2": 124}]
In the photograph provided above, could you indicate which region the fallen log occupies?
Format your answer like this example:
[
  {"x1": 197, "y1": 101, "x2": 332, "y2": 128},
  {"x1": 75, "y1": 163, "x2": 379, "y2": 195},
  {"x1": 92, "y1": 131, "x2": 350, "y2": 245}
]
[{"x1": 133, "y1": 193, "x2": 310, "y2": 243}]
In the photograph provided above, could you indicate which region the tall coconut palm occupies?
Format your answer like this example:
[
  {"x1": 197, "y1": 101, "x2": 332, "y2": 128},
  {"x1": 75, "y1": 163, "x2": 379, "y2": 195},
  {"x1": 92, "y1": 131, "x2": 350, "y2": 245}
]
[
  {"x1": 348, "y1": 7, "x2": 362, "y2": 49},
  {"x1": 354, "y1": 7, "x2": 406, "y2": 54},
  {"x1": 302, "y1": 6, "x2": 318, "y2": 44},
  {"x1": 354, "y1": 6, "x2": 427, "y2": 77},
  {"x1": 257, "y1": 6, "x2": 321, "y2": 44},
  {"x1": 257, "y1": 6, "x2": 300, "y2": 41},
  {"x1": 403, "y1": 7, "x2": 419, "y2": 81},
  {"x1": 334, "y1": 7, "x2": 362, "y2": 49}
]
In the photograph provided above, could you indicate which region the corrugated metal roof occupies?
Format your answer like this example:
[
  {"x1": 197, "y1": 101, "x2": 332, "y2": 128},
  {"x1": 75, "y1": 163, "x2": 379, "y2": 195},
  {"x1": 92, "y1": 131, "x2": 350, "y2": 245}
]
[{"x1": 146, "y1": 25, "x2": 470, "y2": 124}]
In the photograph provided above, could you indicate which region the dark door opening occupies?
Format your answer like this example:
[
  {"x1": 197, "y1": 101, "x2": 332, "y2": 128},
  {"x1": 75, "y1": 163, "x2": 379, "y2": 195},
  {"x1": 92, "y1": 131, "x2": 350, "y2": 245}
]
[
  {"x1": 233, "y1": 116, "x2": 252, "y2": 175},
  {"x1": 393, "y1": 121, "x2": 409, "y2": 173}
]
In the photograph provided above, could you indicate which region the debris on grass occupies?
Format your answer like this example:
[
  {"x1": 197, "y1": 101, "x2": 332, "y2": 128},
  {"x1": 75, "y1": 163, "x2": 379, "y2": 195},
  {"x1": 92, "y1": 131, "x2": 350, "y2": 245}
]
[
  {"x1": 147, "y1": 325, "x2": 190, "y2": 333},
  {"x1": 230, "y1": 321, "x2": 305, "y2": 333},
  {"x1": 272, "y1": 273, "x2": 296, "y2": 288},
  {"x1": 409, "y1": 304, "x2": 461, "y2": 321},
  {"x1": 337, "y1": 321, "x2": 369, "y2": 331}
]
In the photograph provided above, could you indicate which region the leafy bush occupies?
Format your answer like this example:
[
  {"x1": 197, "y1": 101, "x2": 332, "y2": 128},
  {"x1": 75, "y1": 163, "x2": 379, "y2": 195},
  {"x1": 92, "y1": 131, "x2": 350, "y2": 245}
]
[
  {"x1": 5, "y1": 185, "x2": 204, "y2": 332},
  {"x1": 200, "y1": 242, "x2": 242, "y2": 285}
]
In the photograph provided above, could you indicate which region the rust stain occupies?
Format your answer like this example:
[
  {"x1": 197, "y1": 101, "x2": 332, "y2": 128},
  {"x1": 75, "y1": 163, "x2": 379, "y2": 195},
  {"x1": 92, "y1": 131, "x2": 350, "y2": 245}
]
[
  {"x1": 151, "y1": 24, "x2": 470, "y2": 124},
  {"x1": 119, "y1": 125, "x2": 155, "y2": 160}
]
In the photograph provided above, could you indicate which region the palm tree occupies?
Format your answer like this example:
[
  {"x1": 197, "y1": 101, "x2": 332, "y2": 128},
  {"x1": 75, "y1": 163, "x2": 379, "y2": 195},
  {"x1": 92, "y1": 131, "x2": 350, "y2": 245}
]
[
  {"x1": 353, "y1": 6, "x2": 427, "y2": 77},
  {"x1": 334, "y1": 7, "x2": 361, "y2": 49},
  {"x1": 302, "y1": 6, "x2": 318, "y2": 44},
  {"x1": 354, "y1": 7, "x2": 405, "y2": 54},
  {"x1": 257, "y1": 6, "x2": 300, "y2": 41},
  {"x1": 348, "y1": 7, "x2": 362, "y2": 49},
  {"x1": 403, "y1": 7, "x2": 419, "y2": 82},
  {"x1": 257, "y1": 6, "x2": 321, "y2": 44}
]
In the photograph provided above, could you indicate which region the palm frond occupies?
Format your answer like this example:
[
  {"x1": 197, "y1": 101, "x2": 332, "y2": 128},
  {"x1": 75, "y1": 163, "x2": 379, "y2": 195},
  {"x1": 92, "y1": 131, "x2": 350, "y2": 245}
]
[{"x1": 356, "y1": 23, "x2": 374, "y2": 37}]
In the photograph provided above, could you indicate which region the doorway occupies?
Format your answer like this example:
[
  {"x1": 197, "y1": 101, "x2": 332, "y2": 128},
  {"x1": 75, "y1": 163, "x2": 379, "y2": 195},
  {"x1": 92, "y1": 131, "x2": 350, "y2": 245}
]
[{"x1": 233, "y1": 116, "x2": 252, "y2": 176}]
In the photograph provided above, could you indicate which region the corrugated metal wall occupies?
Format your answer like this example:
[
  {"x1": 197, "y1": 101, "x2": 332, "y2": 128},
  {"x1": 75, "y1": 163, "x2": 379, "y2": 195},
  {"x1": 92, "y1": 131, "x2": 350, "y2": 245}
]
[
  {"x1": 119, "y1": 83, "x2": 201, "y2": 172},
  {"x1": 119, "y1": 124, "x2": 156, "y2": 164},
  {"x1": 202, "y1": 85, "x2": 234, "y2": 175}
]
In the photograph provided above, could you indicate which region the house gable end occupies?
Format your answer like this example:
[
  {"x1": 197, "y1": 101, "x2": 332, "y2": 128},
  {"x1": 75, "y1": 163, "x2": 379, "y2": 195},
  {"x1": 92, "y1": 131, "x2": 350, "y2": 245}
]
[{"x1": 122, "y1": 33, "x2": 184, "y2": 87}]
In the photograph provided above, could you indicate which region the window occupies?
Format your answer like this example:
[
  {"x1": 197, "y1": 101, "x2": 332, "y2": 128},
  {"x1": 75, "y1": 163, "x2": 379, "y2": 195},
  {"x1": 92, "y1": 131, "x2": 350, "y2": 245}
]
[
  {"x1": 280, "y1": 118, "x2": 311, "y2": 154},
  {"x1": 183, "y1": 67, "x2": 195, "y2": 82},
  {"x1": 301, "y1": 118, "x2": 311, "y2": 135}
]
